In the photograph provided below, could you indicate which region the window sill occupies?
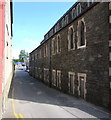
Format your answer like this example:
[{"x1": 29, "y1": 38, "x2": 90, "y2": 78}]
[
  {"x1": 77, "y1": 45, "x2": 86, "y2": 49},
  {"x1": 68, "y1": 48, "x2": 75, "y2": 51}
]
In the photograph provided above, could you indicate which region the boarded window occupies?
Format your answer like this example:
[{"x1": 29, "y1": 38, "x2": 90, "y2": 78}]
[
  {"x1": 78, "y1": 73, "x2": 86, "y2": 99},
  {"x1": 52, "y1": 70, "x2": 56, "y2": 86},
  {"x1": 44, "y1": 68, "x2": 49, "y2": 83},
  {"x1": 68, "y1": 72, "x2": 75, "y2": 94},
  {"x1": 57, "y1": 71, "x2": 61, "y2": 89}
]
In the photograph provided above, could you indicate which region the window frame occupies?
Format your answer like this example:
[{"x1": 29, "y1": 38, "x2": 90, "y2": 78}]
[
  {"x1": 57, "y1": 34, "x2": 61, "y2": 53},
  {"x1": 52, "y1": 38, "x2": 56, "y2": 55},
  {"x1": 78, "y1": 73, "x2": 87, "y2": 99},
  {"x1": 68, "y1": 25, "x2": 75, "y2": 51},
  {"x1": 44, "y1": 68, "x2": 49, "y2": 83},
  {"x1": 77, "y1": 3, "x2": 81, "y2": 16},
  {"x1": 77, "y1": 19, "x2": 86, "y2": 49},
  {"x1": 52, "y1": 70, "x2": 56, "y2": 86},
  {"x1": 57, "y1": 70, "x2": 61, "y2": 89},
  {"x1": 39, "y1": 49, "x2": 42, "y2": 58},
  {"x1": 72, "y1": 8, "x2": 76, "y2": 19},
  {"x1": 68, "y1": 72, "x2": 75, "y2": 94},
  {"x1": 44, "y1": 44, "x2": 48, "y2": 57}
]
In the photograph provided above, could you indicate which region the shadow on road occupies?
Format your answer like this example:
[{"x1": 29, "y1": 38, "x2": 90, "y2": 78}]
[{"x1": 8, "y1": 69, "x2": 110, "y2": 119}]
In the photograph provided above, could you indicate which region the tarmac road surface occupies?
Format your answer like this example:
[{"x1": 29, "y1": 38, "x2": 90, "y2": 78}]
[{"x1": 2, "y1": 68, "x2": 111, "y2": 119}]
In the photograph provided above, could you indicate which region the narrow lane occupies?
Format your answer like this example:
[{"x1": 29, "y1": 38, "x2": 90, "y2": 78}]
[{"x1": 3, "y1": 68, "x2": 110, "y2": 119}]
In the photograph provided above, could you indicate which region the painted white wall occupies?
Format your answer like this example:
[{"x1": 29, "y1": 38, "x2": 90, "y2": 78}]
[{"x1": 3, "y1": 0, "x2": 13, "y2": 89}]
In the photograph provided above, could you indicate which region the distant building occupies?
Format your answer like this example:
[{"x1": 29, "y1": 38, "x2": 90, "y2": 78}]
[
  {"x1": 0, "y1": 0, "x2": 13, "y2": 117},
  {"x1": 29, "y1": 2, "x2": 111, "y2": 110}
]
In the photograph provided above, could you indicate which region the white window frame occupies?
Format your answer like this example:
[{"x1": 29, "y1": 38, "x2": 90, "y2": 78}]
[
  {"x1": 64, "y1": 15, "x2": 68, "y2": 25},
  {"x1": 77, "y1": 19, "x2": 86, "y2": 49},
  {"x1": 68, "y1": 25, "x2": 75, "y2": 51},
  {"x1": 77, "y1": 3, "x2": 81, "y2": 16},
  {"x1": 72, "y1": 8, "x2": 76, "y2": 19}
]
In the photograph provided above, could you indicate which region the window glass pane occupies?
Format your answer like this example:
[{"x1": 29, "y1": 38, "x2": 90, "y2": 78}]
[
  {"x1": 70, "y1": 28, "x2": 74, "y2": 49},
  {"x1": 80, "y1": 21, "x2": 85, "y2": 46},
  {"x1": 58, "y1": 36, "x2": 60, "y2": 52}
]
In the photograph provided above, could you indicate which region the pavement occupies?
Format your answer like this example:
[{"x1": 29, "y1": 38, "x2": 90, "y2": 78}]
[{"x1": 2, "y1": 68, "x2": 111, "y2": 119}]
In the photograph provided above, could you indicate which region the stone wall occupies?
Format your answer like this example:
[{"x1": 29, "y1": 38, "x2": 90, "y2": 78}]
[{"x1": 29, "y1": 3, "x2": 110, "y2": 109}]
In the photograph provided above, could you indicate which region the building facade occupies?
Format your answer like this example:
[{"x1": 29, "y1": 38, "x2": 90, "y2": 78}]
[
  {"x1": 29, "y1": 2, "x2": 111, "y2": 110},
  {"x1": 0, "y1": 0, "x2": 13, "y2": 117}
]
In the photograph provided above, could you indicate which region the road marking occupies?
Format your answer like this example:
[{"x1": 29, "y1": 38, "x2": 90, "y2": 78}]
[
  {"x1": 19, "y1": 113, "x2": 24, "y2": 120},
  {"x1": 11, "y1": 88, "x2": 25, "y2": 119},
  {"x1": 14, "y1": 113, "x2": 19, "y2": 119},
  {"x1": 12, "y1": 88, "x2": 19, "y2": 118}
]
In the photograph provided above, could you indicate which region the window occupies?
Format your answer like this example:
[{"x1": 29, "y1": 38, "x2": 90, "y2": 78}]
[
  {"x1": 49, "y1": 29, "x2": 53, "y2": 37},
  {"x1": 80, "y1": 21, "x2": 85, "y2": 46},
  {"x1": 35, "y1": 53, "x2": 37, "y2": 59},
  {"x1": 70, "y1": 28, "x2": 74, "y2": 49},
  {"x1": 38, "y1": 49, "x2": 42, "y2": 58},
  {"x1": 6, "y1": 24, "x2": 9, "y2": 36},
  {"x1": 44, "y1": 68, "x2": 49, "y2": 83},
  {"x1": 64, "y1": 15, "x2": 68, "y2": 25},
  {"x1": 57, "y1": 23, "x2": 60, "y2": 31},
  {"x1": 77, "y1": 20, "x2": 86, "y2": 48},
  {"x1": 57, "y1": 70, "x2": 61, "y2": 89},
  {"x1": 44, "y1": 44, "x2": 48, "y2": 57},
  {"x1": 38, "y1": 68, "x2": 42, "y2": 79},
  {"x1": 72, "y1": 8, "x2": 76, "y2": 19},
  {"x1": 54, "y1": 25, "x2": 57, "y2": 33},
  {"x1": 81, "y1": 2, "x2": 88, "y2": 12},
  {"x1": 52, "y1": 38, "x2": 56, "y2": 55},
  {"x1": 35, "y1": 66, "x2": 38, "y2": 78},
  {"x1": 6, "y1": 41, "x2": 9, "y2": 59},
  {"x1": 77, "y1": 4, "x2": 81, "y2": 16},
  {"x1": 62, "y1": 18, "x2": 65, "y2": 27},
  {"x1": 32, "y1": 55, "x2": 34, "y2": 60},
  {"x1": 68, "y1": 26, "x2": 75, "y2": 50},
  {"x1": 68, "y1": 72, "x2": 75, "y2": 94},
  {"x1": 78, "y1": 73, "x2": 87, "y2": 99},
  {"x1": 37, "y1": 53, "x2": 39, "y2": 59},
  {"x1": 87, "y1": 0, "x2": 94, "y2": 7},
  {"x1": 52, "y1": 70, "x2": 56, "y2": 86},
  {"x1": 57, "y1": 35, "x2": 61, "y2": 53},
  {"x1": 46, "y1": 34, "x2": 48, "y2": 40}
]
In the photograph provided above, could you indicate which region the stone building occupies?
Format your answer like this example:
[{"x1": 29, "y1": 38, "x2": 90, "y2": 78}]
[
  {"x1": 0, "y1": 0, "x2": 13, "y2": 117},
  {"x1": 29, "y1": 2, "x2": 111, "y2": 110}
]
